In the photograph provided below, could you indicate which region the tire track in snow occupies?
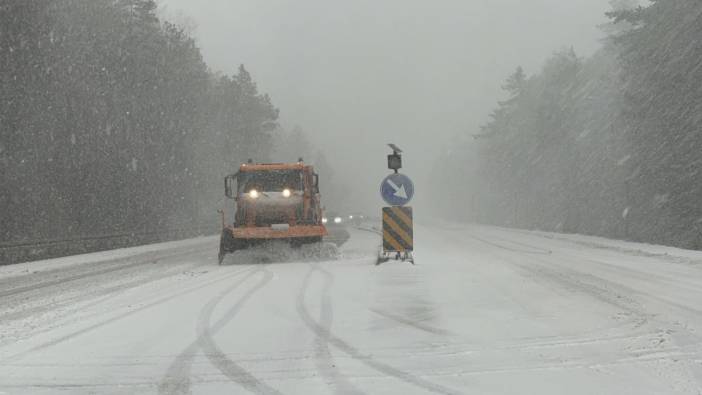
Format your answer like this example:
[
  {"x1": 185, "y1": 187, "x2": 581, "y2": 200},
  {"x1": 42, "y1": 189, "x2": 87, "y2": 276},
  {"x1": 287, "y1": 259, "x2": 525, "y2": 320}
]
[
  {"x1": 558, "y1": 252, "x2": 702, "y2": 317},
  {"x1": 462, "y1": 231, "x2": 647, "y2": 319},
  {"x1": 296, "y1": 264, "x2": 461, "y2": 395},
  {"x1": 462, "y1": 232, "x2": 552, "y2": 255},
  {"x1": 512, "y1": 251, "x2": 702, "y2": 394},
  {"x1": 0, "y1": 245, "x2": 211, "y2": 298},
  {"x1": 0, "y1": 254, "x2": 210, "y2": 324},
  {"x1": 464, "y1": 230, "x2": 702, "y2": 394},
  {"x1": 415, "y1": 344, "x2": 702, "y2": 378},
  {"x1": 159, "y1": 267, "x2": 279, "y2": 395},
  {"x1": 0, "y1": 265, "x2": 255, "y2": 365},
  {"x1": 0, "y1": 261, "x2": 208, "y2": 349},
  {"x1": 483, "y1": 226, "x2": 702, "y2": 302},
  {"x1": 197, "y1": 269, "x2": 279, "y2": 394},
  {"x1": 297, "y1": 265, "x2": 365, "y2": 395},
  {"x1": 368, "y1": 308, "x2": 453, "y2": 336},
  {"x1": 468, "y1": 228, "x2": 702, "y2": 317}
]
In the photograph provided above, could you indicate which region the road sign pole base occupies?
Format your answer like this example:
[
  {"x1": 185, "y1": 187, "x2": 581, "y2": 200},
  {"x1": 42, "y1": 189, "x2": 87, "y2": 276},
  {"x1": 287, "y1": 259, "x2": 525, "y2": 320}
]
[
  {"x1": 376, "y1": 256, "x2": 390, "y2": 265},
  {"x1": 377, "y1": 250, "x2": 414, "y2": 265},
  {"x1": 376, "y1": 248, "x2": 390, "y2": 265},
  {"x1": 403, "y1": 251, "x2": 415, "y2": 264}
]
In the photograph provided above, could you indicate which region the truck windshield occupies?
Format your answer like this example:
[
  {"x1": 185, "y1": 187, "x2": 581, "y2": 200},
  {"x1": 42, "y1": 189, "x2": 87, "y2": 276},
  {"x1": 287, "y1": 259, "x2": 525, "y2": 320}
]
[{"x1": 237, "y1": 170, "x2": 303, "y2": 193}]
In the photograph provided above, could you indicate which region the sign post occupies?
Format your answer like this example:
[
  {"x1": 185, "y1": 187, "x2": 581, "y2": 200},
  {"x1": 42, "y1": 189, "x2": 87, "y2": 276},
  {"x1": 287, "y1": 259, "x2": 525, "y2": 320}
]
[{"x1": 379, "y1": 144, "x2": 415, "y2": 264}]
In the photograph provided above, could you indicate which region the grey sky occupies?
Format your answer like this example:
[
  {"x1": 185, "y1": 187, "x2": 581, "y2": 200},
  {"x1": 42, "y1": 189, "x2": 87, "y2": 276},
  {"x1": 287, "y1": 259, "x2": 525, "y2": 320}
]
[{"x1": 158, "y1": 0, "x2": 612, "y2": 211}]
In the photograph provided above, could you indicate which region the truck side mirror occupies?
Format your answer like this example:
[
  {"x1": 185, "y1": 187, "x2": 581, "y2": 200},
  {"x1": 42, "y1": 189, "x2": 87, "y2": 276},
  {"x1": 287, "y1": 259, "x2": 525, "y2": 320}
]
[
  {"x1": 313, "y1": 174, "x2": 320, "y2": 193},
  {"x1": 224, "y1": 175, "x2": 236, "y2": 199}
]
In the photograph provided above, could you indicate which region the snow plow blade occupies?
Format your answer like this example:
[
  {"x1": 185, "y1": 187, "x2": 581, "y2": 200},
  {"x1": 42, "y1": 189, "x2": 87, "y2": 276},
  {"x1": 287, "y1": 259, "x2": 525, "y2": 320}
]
[
  {"x1": 231, "y1": 225, "x2": 327, "y2": 240},
  {"x1": 219, "y1": 225, "x2": 328, "y2": 264}
]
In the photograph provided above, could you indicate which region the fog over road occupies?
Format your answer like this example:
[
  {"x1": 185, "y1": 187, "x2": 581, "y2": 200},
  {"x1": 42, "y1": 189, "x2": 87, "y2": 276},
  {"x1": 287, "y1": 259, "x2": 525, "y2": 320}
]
[
  {"x1": 1, "y1": 224, "x2": 701, "y2": 394},
  {"x1": 158, "y1": 0, "x2": 613, "y2": 212}
]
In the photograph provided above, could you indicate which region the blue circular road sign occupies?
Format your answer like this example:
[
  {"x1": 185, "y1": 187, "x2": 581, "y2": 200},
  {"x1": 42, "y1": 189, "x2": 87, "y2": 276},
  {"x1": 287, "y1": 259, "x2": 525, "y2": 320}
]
[{"x1": 380, "y1": 173, "x2": 414, "y2": 206}]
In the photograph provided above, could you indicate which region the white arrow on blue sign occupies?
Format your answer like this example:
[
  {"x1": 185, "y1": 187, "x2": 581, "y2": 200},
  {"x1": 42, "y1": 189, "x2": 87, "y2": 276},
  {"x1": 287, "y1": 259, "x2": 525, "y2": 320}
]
[{"x1": 380, "y1": 173, "x2": 414, "y2": 206}]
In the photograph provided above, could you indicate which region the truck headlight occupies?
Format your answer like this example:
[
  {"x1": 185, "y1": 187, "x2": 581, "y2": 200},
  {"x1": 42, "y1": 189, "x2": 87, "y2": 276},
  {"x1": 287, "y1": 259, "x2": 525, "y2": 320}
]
[
  {"x1": 282, "y1": 189, "x2": 291, "y2": 198},
  {"x1": 249, "y1": 189, "x2": 259, "y2": 198},
  {"x1": 322, "y1": 217, "x2": 328, "y2": 224},
  {"x1": 334, "y1": 217, "x2": 342, "y2": 224}
]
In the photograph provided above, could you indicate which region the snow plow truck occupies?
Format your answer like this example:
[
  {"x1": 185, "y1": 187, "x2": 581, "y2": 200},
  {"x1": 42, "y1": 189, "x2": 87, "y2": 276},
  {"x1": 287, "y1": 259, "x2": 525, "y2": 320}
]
[{"x1": 218, "y1": 160, "x2": 328, "y2": 264}]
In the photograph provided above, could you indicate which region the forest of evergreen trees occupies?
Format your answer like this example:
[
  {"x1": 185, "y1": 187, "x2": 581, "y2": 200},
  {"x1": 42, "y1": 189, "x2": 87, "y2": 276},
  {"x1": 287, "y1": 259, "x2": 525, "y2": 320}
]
[
  {"x1": 0, "y1": 1, "x2": 279, "y2": 256},
  {"x1": 436, "y1": 0, "x2": 702, "y2": 249}
]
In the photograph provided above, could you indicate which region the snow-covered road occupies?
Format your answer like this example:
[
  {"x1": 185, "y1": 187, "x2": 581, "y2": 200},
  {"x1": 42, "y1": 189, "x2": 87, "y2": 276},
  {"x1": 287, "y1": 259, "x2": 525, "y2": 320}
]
[{"x1": 1, "y1": 224, "x2": 702, "y2": 394}]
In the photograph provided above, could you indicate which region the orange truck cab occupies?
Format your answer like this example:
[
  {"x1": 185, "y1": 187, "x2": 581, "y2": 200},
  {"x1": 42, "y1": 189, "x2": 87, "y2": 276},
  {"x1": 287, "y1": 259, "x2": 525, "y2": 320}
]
[{"x1": 218, "y1": 161, "x2": 327, "y2": 263}]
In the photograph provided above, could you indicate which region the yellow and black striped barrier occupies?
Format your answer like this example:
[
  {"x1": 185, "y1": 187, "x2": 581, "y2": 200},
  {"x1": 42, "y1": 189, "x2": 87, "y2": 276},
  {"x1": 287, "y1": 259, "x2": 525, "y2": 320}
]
[{"x1": 382, "y1": 206, "x2": 413, "y2": 252}]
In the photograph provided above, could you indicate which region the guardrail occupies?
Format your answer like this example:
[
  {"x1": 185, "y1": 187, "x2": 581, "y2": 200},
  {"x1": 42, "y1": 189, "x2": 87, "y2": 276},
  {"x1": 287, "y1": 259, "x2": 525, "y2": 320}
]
[{"x1": 0, "y1": 223, "x2": 218, "y2": 266}]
